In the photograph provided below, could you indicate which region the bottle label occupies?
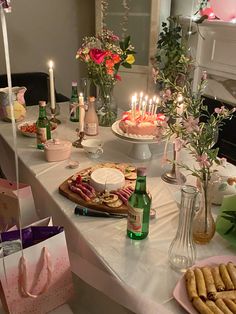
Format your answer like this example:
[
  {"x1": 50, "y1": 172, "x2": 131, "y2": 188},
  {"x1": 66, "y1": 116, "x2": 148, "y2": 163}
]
[
  {"x1": 127, "y1": 206, "x2": 144, "y2": 233},
  {"x1": 85, "y1": 123, "x2": 97, "y2": 135},
  {"x1": 37, "y1": 127, "x2": 47, "y2": 145}
]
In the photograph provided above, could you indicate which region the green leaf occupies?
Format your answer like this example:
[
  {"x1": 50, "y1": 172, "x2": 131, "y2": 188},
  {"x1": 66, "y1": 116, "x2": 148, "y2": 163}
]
[
  {"x1": 122, "y1": 62, "x2": 132, "y2": 69},
  {"x1": 124, "y1": 36, "x2": 131, "y2": 50},
  {"x1": 224, "y1": 225, "x2": 235, "y2": 235}
]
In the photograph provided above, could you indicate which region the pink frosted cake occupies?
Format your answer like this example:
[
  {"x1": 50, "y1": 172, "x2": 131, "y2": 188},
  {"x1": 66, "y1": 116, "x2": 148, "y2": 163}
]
[{"x1": 119, "y1": 110, "x2": 166, "y2": 137}]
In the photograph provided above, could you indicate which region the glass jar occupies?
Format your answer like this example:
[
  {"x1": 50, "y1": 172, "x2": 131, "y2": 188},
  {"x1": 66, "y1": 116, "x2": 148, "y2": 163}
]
[
  {"x1": 168, "y1": 185, "x2": 198, "y2": 272},
  {"x1": 192, "y1": 179, "x2": 216, "y2": 244},
  {"x1": 96, "y1": 82, "x2": 117, "y2": 127}
]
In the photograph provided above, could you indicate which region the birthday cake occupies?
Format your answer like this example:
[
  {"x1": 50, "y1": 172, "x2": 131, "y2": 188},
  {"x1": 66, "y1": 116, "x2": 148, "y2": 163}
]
[{"x1": 119, "y1": 110, "x2": 166, "y2": 138}]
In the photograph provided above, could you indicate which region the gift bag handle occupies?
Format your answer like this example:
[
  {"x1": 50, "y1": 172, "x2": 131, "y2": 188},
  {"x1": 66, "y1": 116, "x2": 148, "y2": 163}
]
[{"x1": 19, "y1": 247, "x2": 53, "y2": 298}]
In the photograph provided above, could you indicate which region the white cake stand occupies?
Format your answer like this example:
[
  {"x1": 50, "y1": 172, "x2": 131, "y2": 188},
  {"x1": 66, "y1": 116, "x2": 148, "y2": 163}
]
[{"x1": 111, "y1": 121, "x2": 159, "y2": 160}]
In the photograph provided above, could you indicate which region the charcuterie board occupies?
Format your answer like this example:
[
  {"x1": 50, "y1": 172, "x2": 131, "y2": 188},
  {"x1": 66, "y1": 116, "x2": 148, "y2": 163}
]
[{"x1": 59, "y1": 162, "x2": 137, "y2": 214}]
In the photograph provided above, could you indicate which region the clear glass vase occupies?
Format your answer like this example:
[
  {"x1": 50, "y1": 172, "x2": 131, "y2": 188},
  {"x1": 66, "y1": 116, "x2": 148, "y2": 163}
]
[
  {"x1": 192, "y1": 179, "x2": 216, "y2": 244},
  {"x1": 96, "y1": 83, "x2": 117, "y2": 127},
  {"x1": 168, "y1": 185, "x2": 198, "y2": 272}
]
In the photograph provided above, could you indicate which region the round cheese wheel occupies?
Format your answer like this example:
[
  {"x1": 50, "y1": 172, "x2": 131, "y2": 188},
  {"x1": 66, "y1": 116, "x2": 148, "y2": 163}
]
[{"x1": 90, "y1": 167, "x2": 125, "y2": 192}]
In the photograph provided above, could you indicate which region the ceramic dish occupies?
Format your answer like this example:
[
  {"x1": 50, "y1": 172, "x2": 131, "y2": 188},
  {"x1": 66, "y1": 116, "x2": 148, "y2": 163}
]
[
  {"x1": 173, "y1": 255, "x2": 236, "y2": 314},
  {"x1": 17, "y1": 120, "x2": 57, "y2": 137}
]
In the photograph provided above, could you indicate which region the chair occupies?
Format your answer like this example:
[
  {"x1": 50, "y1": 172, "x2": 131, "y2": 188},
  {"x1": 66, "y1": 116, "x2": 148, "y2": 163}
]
[{"x1": 0, "y1": 72, "x2": 69, "y2": 106}]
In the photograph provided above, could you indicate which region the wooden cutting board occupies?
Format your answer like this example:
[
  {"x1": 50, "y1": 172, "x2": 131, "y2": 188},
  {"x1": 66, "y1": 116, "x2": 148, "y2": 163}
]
[{"x1": 59, "y1": 163, "x2": 136, "y2": 214}]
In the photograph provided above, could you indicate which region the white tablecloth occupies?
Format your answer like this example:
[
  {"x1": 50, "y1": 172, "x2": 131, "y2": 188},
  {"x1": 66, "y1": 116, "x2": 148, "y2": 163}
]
[{"x1": 0, "y1": 104, "x2": 236, "y2": 314}]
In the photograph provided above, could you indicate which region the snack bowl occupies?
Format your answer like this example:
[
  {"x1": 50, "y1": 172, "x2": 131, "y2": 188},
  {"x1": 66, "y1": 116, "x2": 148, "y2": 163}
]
[
  {"x1": 44, "y1": 138, "x2": 72, "y2": 162},
  {"x1": 18, "y1": 120, "x2": 57, "y2": 137}
]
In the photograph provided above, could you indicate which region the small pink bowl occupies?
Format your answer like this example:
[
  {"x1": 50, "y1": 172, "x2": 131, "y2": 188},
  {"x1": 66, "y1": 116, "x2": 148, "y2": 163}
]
[{"x1": 44, "y1": 138, "x2": 72, "y2": 162}]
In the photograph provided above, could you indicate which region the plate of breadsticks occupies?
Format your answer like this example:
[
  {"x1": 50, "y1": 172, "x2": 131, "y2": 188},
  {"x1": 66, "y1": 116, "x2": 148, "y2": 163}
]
[{"x1": 173, "y1": 256, "x2": 236, "y2": 314}]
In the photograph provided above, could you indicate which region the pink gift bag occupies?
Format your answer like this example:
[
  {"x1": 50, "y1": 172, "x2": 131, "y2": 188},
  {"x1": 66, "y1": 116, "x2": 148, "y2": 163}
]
[
  {"x1": 0, "y1": 178, "x2": 38, "y2": 230},
  {"x1": 0, "y1": 227, "x2": 74, "y2": 313}
]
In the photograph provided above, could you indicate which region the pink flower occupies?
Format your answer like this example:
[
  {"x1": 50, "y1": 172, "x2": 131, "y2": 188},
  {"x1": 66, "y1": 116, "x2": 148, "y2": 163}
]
[
  {"x1": 196, "y1": 154, "x2": 211, "y2": 168},
  {"x1": 115, "y1": 74, "x2": 121, "y2": 81},
  {"x1": 89, "y1": 48, "x2": 107, "y2": 64},
  {"x1": 183, "y1": 116, "x2": 199, "y2": 132},
  {"x1": 214, "y1": 106, "x2": 225, "y2": 114},
  {"x1": 111, "y1": 34, "x2": 119, "y2": 41}
]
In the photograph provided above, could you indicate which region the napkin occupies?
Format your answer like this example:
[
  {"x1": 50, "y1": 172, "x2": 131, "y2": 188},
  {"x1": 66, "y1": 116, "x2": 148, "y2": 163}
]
[{"x1": 216, "y1": 194, "x2": 236, "y2": 246}]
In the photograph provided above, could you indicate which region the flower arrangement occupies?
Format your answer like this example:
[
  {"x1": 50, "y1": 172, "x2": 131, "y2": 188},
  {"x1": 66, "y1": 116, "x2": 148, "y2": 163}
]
[
  {"x1": 76, "y1": 29, "x2": 135, "y2": 126},
  {"x1": 162, "y1": 72, "x2": 235, "y2": 243},
  {"x1": 161, "y1": 72, "x2": 235, "y2": 182}
]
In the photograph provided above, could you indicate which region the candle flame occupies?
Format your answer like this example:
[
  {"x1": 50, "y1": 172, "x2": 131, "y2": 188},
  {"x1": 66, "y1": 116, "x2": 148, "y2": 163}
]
[
  {"x1": 140, "y1": 92, "x2": 143, "y2": 98},
  {"x1": 131, "y1": 95, "x2": 136, "y2": 103},
  {"x1": 48, "y1": 60, "x2": 54, "y2": 69}
]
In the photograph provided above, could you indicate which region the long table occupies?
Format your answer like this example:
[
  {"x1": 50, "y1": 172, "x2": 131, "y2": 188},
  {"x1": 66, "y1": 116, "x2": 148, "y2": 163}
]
[{"x1": 1, "y1": 104, "x2": 236, "y2": 314}]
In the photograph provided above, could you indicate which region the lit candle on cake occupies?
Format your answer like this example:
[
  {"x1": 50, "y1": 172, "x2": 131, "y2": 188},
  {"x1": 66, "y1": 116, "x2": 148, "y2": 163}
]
[
  {"x1": 79, "y1": 93, "x2": 85, "y2": 132},
  {"x1": 131, "y1": 95, "x2": 136, "y2": 120},
  {"x1": 142, "y1": 100, "x2": 146, "y2": 118},
  {"x1": 48, "y1": 60, "x2": 56, "y2": 110},
  {"x1": 138, "y1": 92, "x2": 143, "y2": 111},
  {"x1": 148, "y1": 99, "x2": 152, "y2": 115}
]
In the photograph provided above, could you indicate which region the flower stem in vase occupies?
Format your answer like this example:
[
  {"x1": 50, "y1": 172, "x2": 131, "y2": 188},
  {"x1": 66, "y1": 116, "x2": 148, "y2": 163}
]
[
  {"x1": 96, "y1": 83, "x2": 117, "y2": 127},
  {"x1": 192, "y1": 177, "x2": 216, "y2": 244}
]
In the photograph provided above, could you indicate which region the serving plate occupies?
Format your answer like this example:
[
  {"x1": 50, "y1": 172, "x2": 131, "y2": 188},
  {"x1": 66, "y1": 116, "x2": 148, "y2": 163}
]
[
  {"x1": 17, "y1": 120, "x2": 57, "y2": 137},
  {"x1": 173, "y1": 255, "x2": 236, "y2": 314}
]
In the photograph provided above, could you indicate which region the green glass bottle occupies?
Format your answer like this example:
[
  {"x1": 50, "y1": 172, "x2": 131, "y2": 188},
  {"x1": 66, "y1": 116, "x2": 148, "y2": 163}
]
[
  {"x1": 69, "y1": 81, "x2": 79, "y2": 122},
  {"x1": 36, "y1": 101, "x2": 51, "y2": 149},
  {"x1": 127, "y1": 167, "x2": 151, "y2": 240}
]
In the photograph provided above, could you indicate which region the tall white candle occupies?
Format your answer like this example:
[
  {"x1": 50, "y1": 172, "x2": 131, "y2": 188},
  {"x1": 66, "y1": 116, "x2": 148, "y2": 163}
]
[
  {"x1": 48, "y1": 60, "x2": 56, "y2": 110},
  {"x1": 142, "y1": 100, "x2": 146, "y2": 117},
  {"x1": 148, "y1": 99, "x2": 152, "y2": 115},
  {"x1": 138, "y1": 91, "x2": 143, "y2": 111},
  {"x1": 131, "y1": 95, "x2": 136, "y2": 120},
  {"x1": 79, "y1": 93, "x2": 85, "y2": 132}
]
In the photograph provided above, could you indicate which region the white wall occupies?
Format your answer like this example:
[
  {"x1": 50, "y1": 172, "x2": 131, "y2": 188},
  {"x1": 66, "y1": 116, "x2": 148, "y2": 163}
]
[
  {"x1": 171, "y1": 0, "x2": 198, "y2": 17},
  {"x1": 0, "y1": 0, "x2": 95, "y2": 97}
]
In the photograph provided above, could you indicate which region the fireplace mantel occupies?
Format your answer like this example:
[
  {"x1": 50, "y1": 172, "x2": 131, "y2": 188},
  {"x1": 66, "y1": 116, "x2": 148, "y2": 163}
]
[{"x1": 181, "y1": 18, "x2": 236, "y2": 106}]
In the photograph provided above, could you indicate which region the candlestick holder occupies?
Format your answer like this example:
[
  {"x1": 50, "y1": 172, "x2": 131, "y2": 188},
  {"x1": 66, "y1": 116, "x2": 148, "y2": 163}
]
[
  {"x1": 46, "y1": 101, "x2": 61, "y2": 124},
  {"x1": 161, "y1": 145, "x2": 186, "y2": 185},
  {"x1": 49, "y1": 107, "x2": 61, "y2": 124},
  {"x1": 72, "y1": 129, "x2": 85, "y2": 148}
]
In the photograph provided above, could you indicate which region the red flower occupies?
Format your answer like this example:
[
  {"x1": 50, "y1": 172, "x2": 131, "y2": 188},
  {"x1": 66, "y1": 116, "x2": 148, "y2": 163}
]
[
  {"x1": 112, "y1": 54, "x2": 121, "y2": 64},
  {"x1": 105, "y1": 59, "x2": 114, "y2": 68},
  {"x1": 107, "y1": 68, "x2": 114, "y2": 75},
  {"x1": 115, "y1": 74, "x2": 121, "y2": 81},
  {"x1": 89, "y1": 48, "x2": 106, "y2": 64}
]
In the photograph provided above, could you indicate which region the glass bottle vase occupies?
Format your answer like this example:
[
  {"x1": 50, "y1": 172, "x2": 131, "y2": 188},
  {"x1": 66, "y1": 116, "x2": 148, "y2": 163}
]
[
  {"x1": 192, "y1": 179, "x2": 216, "y2": 244},
  {"x1": 96, "y1": 83, "x2": 117, "y2": 127},
  {"x1": 168, "y1": 185, "x2": 198, "y2": 272}
]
